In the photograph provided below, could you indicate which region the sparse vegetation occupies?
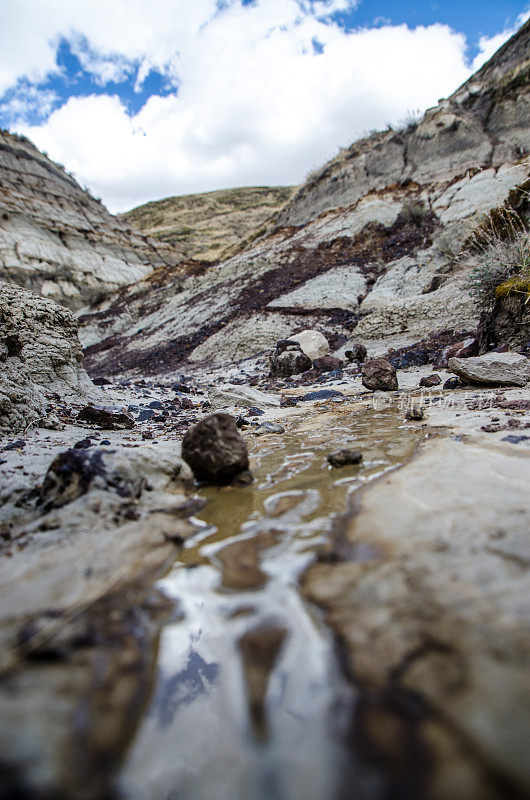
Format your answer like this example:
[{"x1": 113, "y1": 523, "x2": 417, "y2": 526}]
[
  {"x1": 120, "y1": 185, "x2": 297, "y2": 260},
  {"x1": 466, "y1": 205, "x2": 530, "y2": 310}
]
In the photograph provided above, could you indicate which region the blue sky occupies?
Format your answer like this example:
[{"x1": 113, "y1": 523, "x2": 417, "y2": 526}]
[{"x1": 0, "y1": 0, "x2": 528, "y2": 211}]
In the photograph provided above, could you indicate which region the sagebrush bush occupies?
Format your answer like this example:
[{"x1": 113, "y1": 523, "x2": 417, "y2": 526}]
[{"x1": 466, "y1": 206, "x2": 530, "y2": 310}]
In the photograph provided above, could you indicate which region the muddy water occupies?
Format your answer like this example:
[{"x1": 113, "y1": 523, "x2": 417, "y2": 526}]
[{"x1": 118, "y1": 403, "x2": 423, "y2": 800}]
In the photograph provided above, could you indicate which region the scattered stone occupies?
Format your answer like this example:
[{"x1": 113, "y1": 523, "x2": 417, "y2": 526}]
[
  {"x1": 313, "y1": 355, "x2": 343, "y2": 373},
  {"x1": 361, "y1": 358, "x2": 398, "y2": 391},
  {"x1": 247, "y1": 407, "x2": 265, "y2": 417},
  {"x1": 299, "y1": 389, "x2": 344, "y2": 401},
  {"x1": 327, "y1": 449, "x2": 363, "y2": 468},
  {"x1": 76, "y1": 406, "x2": 135, "y2": 430},
  {"x1": 254, "y1": 423, "x2": 286, "y2": 435},
  {"x1": 288, "y1": 329, "x2": 330, "y2": 361},
  {"x1": 443, "y1": 377, "x2": 462, "y2": 390},
  {"x1": 280, "y1": 395, "x2": 297, "y2": 408},
  {"x1": 269, "y1": 340, "x2": 311, "y2": 378},
  {"x1": 182, "y1": 412, "x2": 250, "y2": 484},
  {"x1": 172, "y1": 382, "x2": 191, "y2": 393},
  {"x1": 236, "y1": 416, "x2": 251, "y2": 428},
  {"x1": 344, "y1": 342, "x2": 367, "y2": 363},
  {"x1": 448, "y1": 352, "x2": 530, "y2": 387},
  {"x1": 405, "y1": 406, "x2": 424, "y2": 421},
  {"x1": 419, "y1": 373, "x2": 442, "y2": 387},
  {"x1": 2, "y1": 439, "x2": 26, "y2": 451},
  {"x1": 434, "y1": 337, "x2": 478, "y2": 369},
  {"x1": 179, "y1": 398, "x2": 194, "y2": 410},
  {"x1": 73, "y1": 437, "x2": 93, "y2": 449},
  {"x1": 137, "y1": 409, "x2": 155, "y2": 421}
]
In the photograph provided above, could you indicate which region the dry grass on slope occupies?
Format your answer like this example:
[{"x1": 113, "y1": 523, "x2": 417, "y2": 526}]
[{"x1": 119, "y1": 185, "x2": 297, "y2": 262}]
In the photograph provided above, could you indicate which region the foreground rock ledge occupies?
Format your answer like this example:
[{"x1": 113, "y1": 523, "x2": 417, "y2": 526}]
[{"x1": 303, "y1": 435, "x2": 530, "y2": 799}]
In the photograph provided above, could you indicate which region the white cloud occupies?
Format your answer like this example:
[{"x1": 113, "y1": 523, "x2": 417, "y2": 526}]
[
  {"x1": 0, "y1": 0, "x2": 513, "y2": 212},
  {"x1": 472, "y1": 7, "x2": 530, "y2": 71}
]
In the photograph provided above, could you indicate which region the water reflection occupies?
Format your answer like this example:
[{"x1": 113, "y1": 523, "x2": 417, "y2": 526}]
[{"x1": 118, "y1": 405, "x2": 422, "y2": 800}]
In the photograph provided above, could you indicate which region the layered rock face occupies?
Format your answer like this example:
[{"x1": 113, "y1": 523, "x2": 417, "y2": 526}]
[
  {"x1": 81, "y1": 21, "x2": 530, "y2": 378},
  {"x1": 0, "y1": 281, "x2": 100, "y2": 432},
  {"x1": 0, "y1": 131, "x2": 180, "y2": 310}
]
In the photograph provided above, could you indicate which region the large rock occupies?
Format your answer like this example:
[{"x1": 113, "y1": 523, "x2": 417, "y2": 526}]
[
  {"x1": 288, "y1": 330, "x2": 330, "y2": 361},
  {"x1": 208, "y1": 384, "x2": 280, "y2": 410},
  {"x1": 361, "y1": 357, "x2": 398, "y2": 391},
  {"x1": 0, "y1": 282, "x2": 100, "y2": 433},
  {"x1": 303, "y1": 436, "x2": 530, "y2": 797},
  {"x1": 269, "y1": 340, "x2": 312, "y2": 378},
  {"x1": 449, "y1": 352, "x2": 530, "y2": 386},
  {"x1": 182, "y1": 412, "x2": 250, "y2": 483},
  {"x1": 0, "y1": 441, "x2": 198, "y2": 800}
]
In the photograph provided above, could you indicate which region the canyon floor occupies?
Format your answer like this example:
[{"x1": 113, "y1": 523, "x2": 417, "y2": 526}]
[{"x1": 1, "y1": 360, "x2": 528, "y2": 800}]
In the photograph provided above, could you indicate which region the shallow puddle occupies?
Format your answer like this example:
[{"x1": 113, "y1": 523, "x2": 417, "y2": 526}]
[{"x1": 118, "y1": 403, "x2": 423, "y2": 800}]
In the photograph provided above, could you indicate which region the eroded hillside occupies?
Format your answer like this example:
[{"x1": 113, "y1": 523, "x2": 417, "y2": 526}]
[
  {"x1": 120, "y1": 185, "x2": 297, "y2": 261},
  {"x1": 0, "y1": 131, "x2": 181, "y2": 310},
  {"x1": 81, "y1": 20, "x2": 530, "y2": 378}
]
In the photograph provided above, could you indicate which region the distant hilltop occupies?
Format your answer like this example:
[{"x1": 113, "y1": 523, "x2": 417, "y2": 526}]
[{"x1": 119, "y1": 185, "x2": 297, "y2": 262}]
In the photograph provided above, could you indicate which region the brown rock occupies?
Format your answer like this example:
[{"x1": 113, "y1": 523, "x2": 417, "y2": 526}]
[
  {"x1": 269, "y1": 340, "x2": 311, "y2": 378},
  {"x1": 344, "y1": 343, "x2": 367, "y2": 363},
  {"x1": 313, "y1": 355, "x2": 343, "y2": 373},
  {"x1": 419, "y1": 373, "x2": 442, "y2": 388},
  {"x1": 76, "y1": 406, "x2": 135, "y2": 429},
  {"x1": 327, "y1": 448, "x2": 363, "y2": 468},
  {"x1": 182, "y1": 412, "x2": 249, "y2": 483},
  {"x1": 361, "y1": 358, "x2": 398, "y2": 391}
]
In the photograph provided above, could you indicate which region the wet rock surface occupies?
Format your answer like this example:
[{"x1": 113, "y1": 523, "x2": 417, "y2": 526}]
[
  {"x1": 182, "y1": 412, "x2": 250, "y2": 483},
  {"x1": 327, "y1": 448, "x2": 363, "y2": 468},
  {"x1": 361, "y1": 357, "x2": 398, "y2": 391}
]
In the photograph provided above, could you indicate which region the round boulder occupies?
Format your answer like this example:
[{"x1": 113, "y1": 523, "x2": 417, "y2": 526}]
[
  {"x1": 289, "y1": 330, "x2": 330, "y2": 361},
  {"x1": 182, "y1": 412, "x2": 250, "y2": 484}
]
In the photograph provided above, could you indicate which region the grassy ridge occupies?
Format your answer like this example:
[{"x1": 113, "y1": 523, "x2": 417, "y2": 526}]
[{"x1": 120, "y1": 185, "x2": 296, "y2": 261}]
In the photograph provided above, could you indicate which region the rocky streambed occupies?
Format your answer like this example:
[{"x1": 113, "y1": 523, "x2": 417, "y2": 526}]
[{"x1": 0, "y1": 363, "x2": 529, "y2": 799}]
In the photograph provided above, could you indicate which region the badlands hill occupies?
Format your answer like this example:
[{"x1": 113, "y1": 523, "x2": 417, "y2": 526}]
[
  {"x1": 120, "y1": 185, "x2": 297, "y2": 262},
  {"x1": 82, "y1": 19, "x2": 530, "y2": 378},
  {"x1": 0, "y1": 130, "x2": 181, "y2": 310}
]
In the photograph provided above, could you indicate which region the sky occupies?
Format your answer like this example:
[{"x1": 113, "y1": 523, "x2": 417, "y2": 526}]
[{"x1": 0, "y1": 1, "x2": 529, "y2": 213}]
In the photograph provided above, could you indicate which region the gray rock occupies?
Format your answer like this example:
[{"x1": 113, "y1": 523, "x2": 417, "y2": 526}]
[
  {"x1": 182, "y1": 412, "x2": 250, "y2": 483},
  {"x1": 0, "y1": 282, "x2": 100, "y2": 433},
  {"x1": 209, "y1": 384, "x2": 280, "y2": 410},
  {"x1": 448, "y1": 352, "x2": 530, "y2": 387},
  {"x1": 288, "y1": 329, "x2": 330, "y2": 361}
]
